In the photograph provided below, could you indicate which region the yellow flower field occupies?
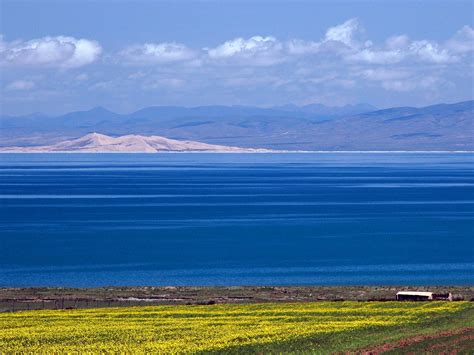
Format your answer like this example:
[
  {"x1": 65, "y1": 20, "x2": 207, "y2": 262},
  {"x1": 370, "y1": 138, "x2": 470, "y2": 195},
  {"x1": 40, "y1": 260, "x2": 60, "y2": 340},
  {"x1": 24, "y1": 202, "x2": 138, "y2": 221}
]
[{"x1": 0, "y1": 301, "x2": 471, "y2": 353}]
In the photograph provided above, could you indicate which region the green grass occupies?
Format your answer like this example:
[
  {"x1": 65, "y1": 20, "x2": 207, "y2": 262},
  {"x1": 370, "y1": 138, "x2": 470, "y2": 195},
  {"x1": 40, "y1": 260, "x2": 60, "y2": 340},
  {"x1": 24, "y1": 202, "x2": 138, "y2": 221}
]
[{"x1": 210, "y1": 304, "x2": 474, "y2": 353}]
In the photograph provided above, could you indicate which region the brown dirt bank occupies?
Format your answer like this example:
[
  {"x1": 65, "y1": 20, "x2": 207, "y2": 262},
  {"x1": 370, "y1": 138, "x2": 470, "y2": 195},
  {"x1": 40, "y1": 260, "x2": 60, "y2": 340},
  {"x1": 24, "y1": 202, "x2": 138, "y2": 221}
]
[{"x1": 358, "y1": 327, "x2": 474, "y2": 354}]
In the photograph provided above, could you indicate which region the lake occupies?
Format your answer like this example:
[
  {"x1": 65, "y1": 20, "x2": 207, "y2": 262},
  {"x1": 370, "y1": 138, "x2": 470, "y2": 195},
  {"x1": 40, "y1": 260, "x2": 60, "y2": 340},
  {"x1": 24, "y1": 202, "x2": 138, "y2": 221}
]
[{"x1": 0, "y1": 153, "x2": 473, "y2": 287}]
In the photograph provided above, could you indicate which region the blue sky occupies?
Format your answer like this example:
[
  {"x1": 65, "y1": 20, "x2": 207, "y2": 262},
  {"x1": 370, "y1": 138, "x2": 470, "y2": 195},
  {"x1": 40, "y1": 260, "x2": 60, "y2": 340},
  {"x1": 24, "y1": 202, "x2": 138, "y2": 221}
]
[{"x1": 1, "y1": 0, "x2": 473, "y2": 115}]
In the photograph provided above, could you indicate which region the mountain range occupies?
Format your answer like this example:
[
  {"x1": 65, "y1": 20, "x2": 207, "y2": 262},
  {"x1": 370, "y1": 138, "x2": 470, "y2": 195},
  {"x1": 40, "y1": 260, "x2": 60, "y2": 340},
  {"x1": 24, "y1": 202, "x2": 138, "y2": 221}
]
[{"x1": 1, "y1": 101, "x2": 472, "y2": 151}]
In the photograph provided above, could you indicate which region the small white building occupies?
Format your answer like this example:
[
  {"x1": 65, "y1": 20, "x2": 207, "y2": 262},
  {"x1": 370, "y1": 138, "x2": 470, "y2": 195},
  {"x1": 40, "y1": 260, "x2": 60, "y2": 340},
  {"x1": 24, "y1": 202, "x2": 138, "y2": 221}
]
[{"x1": 396, "y1": 291, "x2": 433, "y2": 301}]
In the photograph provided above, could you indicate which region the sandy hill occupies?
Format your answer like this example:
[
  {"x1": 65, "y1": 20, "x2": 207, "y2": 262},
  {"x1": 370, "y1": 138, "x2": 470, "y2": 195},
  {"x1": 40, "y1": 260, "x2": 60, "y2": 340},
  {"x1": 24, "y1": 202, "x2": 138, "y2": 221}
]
[{"x1": 0, "y1": 133, "x2": 269, "y2": 153}]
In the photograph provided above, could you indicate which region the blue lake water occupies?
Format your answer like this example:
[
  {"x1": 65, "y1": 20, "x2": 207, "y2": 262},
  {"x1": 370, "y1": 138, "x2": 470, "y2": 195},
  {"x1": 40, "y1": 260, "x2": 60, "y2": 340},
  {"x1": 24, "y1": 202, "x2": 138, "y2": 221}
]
[{"x1": 0, "y1": 153, "x2": 473, "y2": 287}]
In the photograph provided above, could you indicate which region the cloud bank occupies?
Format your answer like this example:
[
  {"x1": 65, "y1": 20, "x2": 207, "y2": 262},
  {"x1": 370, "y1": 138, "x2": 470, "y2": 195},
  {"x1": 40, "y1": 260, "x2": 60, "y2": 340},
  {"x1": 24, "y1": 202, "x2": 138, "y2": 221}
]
[
  {"x1": 95, "y1": 18, "x2": 472, "y2": 69},
  {"x1": 0, "y1": 35, "x2": 102, "y2": 68},
  {"x1": 1, "y1": 18, "x2": 473, "y2": 113},
  {"x1": 119, "y1": 42, "x2": 196, "y2": 64}
]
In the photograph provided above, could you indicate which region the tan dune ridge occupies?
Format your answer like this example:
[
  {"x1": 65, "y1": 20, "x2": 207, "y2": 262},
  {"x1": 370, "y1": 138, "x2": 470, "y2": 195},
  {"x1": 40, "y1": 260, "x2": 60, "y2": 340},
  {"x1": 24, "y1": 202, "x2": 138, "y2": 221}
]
[{"x1": 0, "y1": 132, "x2": 270, "y2": 153}]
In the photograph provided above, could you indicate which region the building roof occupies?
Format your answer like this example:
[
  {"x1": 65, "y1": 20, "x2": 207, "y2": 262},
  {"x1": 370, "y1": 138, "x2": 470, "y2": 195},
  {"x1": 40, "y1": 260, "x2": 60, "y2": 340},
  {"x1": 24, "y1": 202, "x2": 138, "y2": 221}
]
[{"x1": 396, "y1": 291, "x2": 433, "y2": 296}]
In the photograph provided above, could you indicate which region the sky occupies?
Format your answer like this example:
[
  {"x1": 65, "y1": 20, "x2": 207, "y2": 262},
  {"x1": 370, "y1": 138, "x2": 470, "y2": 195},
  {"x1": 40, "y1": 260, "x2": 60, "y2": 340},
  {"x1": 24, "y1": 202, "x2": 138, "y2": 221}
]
[{"x1": 1, "y1": 0, "x2": 473, "y2": 115}]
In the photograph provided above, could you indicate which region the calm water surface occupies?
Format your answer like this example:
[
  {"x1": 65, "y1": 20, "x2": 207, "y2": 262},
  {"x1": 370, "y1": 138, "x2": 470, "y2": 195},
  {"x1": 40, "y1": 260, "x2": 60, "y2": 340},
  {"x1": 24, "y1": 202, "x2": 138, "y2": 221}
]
[{"x1": 0, "y1": 153, "x2": 473, "y2": 286}]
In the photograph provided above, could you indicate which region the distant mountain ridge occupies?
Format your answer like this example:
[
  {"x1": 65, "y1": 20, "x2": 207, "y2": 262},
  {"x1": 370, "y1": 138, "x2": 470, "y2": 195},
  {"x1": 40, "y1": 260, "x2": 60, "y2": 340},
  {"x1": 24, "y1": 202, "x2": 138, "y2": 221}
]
[
  {"x1": 0, "y1": 133, "x2": 268, "y2": 152},
  {"x1": 4, "y1": 102, "x2": 377, "y2": 121},
  {"x1": 1, "y1": 101, "x2": 472, "y2": 151}
]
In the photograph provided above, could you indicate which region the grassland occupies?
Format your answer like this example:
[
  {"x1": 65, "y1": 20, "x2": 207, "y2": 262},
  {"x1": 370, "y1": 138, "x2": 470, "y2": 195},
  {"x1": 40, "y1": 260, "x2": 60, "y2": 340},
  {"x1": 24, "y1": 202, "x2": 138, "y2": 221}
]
[{"x1": 1, "y1": 301, "x2": 472, "y2": 353}]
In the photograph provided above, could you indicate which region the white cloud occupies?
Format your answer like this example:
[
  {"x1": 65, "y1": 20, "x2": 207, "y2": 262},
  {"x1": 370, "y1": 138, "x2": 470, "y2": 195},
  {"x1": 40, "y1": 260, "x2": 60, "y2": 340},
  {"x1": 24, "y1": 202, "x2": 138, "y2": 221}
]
[
  {"x1": 409, "y1": 40, "x2": 455, "y2": 63},
  {"x1": 207, "y1": 36, "x2": 284, "y2": 65},
  {"x1": 324, "y1": 18, "x2": 360, "y2": 47},
  {"x1": 111, "y1": 20, "x2": 472, "y2": 70},
  {"x1": 119, "y1": 42, "x2": 195, "y2": 64},
  {"x1": 208, "y1": 36, "x2": 277, "y2": 58},
  {"x1": 201, "y1": 18, "x2": 467, "y2": 67},
  {"x1": 0, "y1": 36, "x2": 102, "y2": 68},
  {"x1": 6, "y1": 80, "x2": 35, "y2": 91},
  {"x1": 446, "y1": 25, "x2": 474, "y2": 54},
  {"x1": 349, "y1": 32, "x2": 462, "y2": 64},
  {"x1": 286, "y1": 39, "x2": 320, "y2": 55},
  {"x1": 386, "y1": 35, "x2": 410, "y2": 50},
  {"x1": 349, "y1": 49, "x2": 404, "y2": 64}
]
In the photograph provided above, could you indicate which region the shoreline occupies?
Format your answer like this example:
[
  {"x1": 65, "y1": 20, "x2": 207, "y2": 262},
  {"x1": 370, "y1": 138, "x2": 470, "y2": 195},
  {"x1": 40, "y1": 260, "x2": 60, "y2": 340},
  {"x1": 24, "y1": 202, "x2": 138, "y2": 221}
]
[
  {"x1": 1, "y1": 286, "x2": 473, "y2": 312},
  {"x1": 0, "y1": 150, "x2": 473, "y2": 154}
]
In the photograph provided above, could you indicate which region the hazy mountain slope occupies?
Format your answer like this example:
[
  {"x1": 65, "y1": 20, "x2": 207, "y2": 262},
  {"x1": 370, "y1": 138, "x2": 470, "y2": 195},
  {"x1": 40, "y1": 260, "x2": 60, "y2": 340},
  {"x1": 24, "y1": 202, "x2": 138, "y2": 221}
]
[
  {"x1": 0, "y1": 101, "x2": 472, "y2": 150},
  {"x1": 0, "y1": 103, "x2": 375, "y2": 143}
]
